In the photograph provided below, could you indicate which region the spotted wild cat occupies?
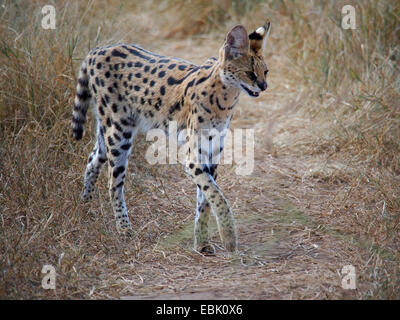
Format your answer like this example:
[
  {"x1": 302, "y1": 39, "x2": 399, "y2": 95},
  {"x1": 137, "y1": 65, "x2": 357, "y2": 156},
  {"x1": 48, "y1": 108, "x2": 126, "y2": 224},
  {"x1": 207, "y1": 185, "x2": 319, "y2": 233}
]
[{"x1": 71, "y1": 22, "x2": 271, "y2": 253}]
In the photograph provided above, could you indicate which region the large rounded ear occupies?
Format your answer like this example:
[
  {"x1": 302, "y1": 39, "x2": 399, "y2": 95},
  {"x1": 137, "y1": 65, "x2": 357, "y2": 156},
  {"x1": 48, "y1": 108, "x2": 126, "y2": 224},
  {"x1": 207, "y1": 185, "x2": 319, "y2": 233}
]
[
  {"x1": 248, "y1": 21, "x2": 271, "y2": 55},
  {"x1": 224, "y1": 25, "x2": 249, "y2": 60}
]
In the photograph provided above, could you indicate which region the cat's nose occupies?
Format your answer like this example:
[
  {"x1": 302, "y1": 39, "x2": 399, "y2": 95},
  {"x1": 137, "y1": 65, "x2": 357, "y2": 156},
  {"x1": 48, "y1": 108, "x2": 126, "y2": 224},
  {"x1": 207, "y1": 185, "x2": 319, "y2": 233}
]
[{"x1": 257, "y1": 81, "x2": 267, "y2": 91}]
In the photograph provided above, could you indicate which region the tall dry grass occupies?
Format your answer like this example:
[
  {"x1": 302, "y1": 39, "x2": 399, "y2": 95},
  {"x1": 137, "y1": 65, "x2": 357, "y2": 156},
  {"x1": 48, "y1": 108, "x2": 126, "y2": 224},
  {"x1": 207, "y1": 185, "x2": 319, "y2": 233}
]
[
  {"x1": 0, "y1": 0, "x2": 162, "y2": 299},
  {"x1": 269, "y1": 0, "x2": 400, "y2": 298},
  {"x1": 0, "y1": 0, "x2": 399, "y2": 298}
]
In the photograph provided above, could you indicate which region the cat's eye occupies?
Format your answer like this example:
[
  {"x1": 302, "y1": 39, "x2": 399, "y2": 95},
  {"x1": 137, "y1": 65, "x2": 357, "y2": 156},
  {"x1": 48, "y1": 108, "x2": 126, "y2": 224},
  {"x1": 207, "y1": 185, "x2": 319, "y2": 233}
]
[
  {"x1": 247, "y1": 71, "x2": 257, "y2": 82},
  {"x1": 264, "y1": 69, "x2": 269, "y2": 76}
]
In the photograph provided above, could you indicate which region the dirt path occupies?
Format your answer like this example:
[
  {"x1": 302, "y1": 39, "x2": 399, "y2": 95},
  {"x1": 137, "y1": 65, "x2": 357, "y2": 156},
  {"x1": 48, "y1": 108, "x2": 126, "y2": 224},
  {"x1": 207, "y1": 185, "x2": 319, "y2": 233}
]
[{"x1": 114, "y1": 155, "x2": 364, "y2": 300}]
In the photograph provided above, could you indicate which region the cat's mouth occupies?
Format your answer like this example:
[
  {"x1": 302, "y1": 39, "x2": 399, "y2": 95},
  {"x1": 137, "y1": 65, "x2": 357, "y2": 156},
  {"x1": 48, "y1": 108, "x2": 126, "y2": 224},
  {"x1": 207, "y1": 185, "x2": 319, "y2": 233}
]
[{"x1": 240, "y1": 84, "x2": 260, "y2": 97}]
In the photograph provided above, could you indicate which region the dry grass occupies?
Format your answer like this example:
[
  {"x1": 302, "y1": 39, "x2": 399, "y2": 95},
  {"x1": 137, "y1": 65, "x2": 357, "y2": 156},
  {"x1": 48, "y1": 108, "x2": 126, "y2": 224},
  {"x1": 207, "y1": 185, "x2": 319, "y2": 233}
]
[{"x1": 0, "y1": 0, "x2": 399, "y2": 299}]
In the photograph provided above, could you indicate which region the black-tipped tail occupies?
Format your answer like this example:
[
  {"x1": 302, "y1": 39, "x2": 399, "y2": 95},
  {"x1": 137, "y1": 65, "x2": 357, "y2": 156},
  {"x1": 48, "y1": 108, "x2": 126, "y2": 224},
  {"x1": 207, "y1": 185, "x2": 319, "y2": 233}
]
[{"x1": 72, "y1": 60, "x2": 91, "y2": 140}]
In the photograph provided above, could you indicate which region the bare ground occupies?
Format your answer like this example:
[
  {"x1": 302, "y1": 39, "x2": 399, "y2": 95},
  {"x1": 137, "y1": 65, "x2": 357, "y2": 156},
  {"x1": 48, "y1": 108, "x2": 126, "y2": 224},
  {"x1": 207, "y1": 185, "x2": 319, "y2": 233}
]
[{"x1": 119, "y1": 159, "x2": 367, "y2": 300}]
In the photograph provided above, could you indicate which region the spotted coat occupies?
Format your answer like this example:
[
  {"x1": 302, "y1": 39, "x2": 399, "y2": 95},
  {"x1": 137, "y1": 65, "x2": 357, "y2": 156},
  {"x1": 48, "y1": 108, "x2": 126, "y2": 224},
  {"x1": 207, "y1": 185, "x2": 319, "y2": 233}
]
[{"x1": 71, "y1": 22, "x2": 271, "y2": 253}]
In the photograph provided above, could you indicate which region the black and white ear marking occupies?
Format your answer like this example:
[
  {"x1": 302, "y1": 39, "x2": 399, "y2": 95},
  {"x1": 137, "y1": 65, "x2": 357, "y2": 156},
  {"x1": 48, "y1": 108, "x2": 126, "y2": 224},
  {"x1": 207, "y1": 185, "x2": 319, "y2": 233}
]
[
  {"x1": 225, "y1": 25, "x2": 249, "y2": 60},
  {"x1": 249, "y1": 21, "x2": 271, "y2": 54}
]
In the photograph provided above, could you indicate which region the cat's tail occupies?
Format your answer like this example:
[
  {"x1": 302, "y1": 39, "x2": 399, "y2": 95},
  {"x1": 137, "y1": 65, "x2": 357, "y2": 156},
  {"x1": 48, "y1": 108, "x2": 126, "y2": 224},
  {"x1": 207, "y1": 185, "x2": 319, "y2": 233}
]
[{"x1": 72, "y1": 59, "x2": 92, "y2": 140}]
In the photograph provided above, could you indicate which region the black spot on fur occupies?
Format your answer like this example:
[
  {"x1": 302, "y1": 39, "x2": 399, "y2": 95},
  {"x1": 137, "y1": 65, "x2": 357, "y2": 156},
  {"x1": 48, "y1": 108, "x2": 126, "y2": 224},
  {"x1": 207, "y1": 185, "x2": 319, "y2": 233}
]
[
  {"x1": 113, "y1": 165, "x2": 125, "y2": 178},
  {"x1": 77, "y1": 90, "x2": 91, "y2": 100},
  {"x1": 111, "y1": 49, "x2": 127, "y2": 59},
  {"x1": 196, "y1": 70, "x2": 214, "y2": 85},
  {"x1": 160, "y1": 86, "x2": 165, "y2": 96},
  {"x1": 184, "y1": 78, "x2": 195, "y2": 95},
  {"x1": 111, "y1": 149, "x2": 120, "y2": 157},
  {"x1": 114, "y1": 121, "x2": 123, "y2": 132},
  {"x1": 167, "y1": 67, "x2": 199, "y2": 86},
  {"x1": 154, "y1": 99, "x2": 162, "y2": 111},
  {"x1": 106, "y1": 117, "x2": 112, "y2": 127},
  {"x1": 115, "y1": 181, "x2": 124, "y2": 189},
  {"x1": 121, "y1": 143, "x2": 131, "y2": 150},
  {"x1": 216, "y1": 97, "x2": 225, "y2": 110},
  {"x1": 113, "y1": 133, "x2": 121, "y2": 141},
  {"x1": 169, "y1": 100, "x2": 181, "y2": 114},
  {"x1": 123, "y1": 131, "x2": 132, "y2": 139},
  {"x1": 209, "y1": 93, "x2": 214, "y2": 105},
  {"x1": 73, "y1": 128, "x2": 83, "y2": 140}
]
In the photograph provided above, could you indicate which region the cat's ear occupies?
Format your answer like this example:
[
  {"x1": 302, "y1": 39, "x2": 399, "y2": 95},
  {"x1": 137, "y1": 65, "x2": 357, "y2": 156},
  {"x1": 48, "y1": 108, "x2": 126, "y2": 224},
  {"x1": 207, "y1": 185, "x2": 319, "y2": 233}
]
[
  {"x1": 248, "y1": 21, "x2": 271, "y2": 55},
  {"x1": 224, "y1": 25, "x2": 249, "y2": 60}
]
